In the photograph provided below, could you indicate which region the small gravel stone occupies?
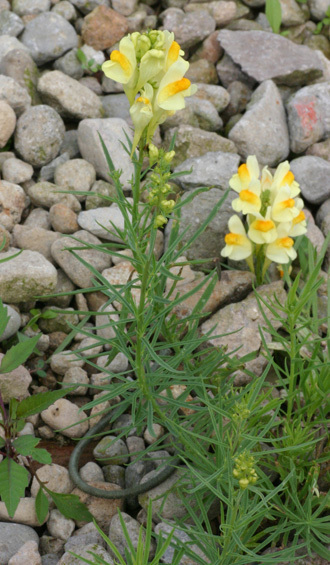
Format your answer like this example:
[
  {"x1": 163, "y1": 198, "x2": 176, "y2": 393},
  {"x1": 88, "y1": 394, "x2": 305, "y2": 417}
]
[
  {"x1": 20, "y1": 12, "x2": 78, "y2": 65},
  {"x1": 49, "y1": 203, "x2": 79, "y2": 234},
  {"x1": 0, "y1": 35, "x2": 30, "y2": 65},
  {"x1": 12, "y1": 225, "x2": 61, "y2": 264},
  {"x1": 144, "y1": 423, "x2": 165, "y2": 445},
  {"x1": 0, "y1": 353, "x2": 31, "y2": 402},
  {"x1": 80, "y1": 461, "x2": 104, "y2": 483},
  {"x1": 0, "y1": 524, "x2": 39, "y2": 564},
  {"x1": 2, "y1": 158, "x2": 33, "y2": 183},
  {"x1": 59, "y1": 543, "x2": 114, "y2": 564},
  {"x1": 50, "y1": 350, "x2": 84, "y2": 375},
  {"x1": 78, "y1": 203, "x2": 132, "y2": 243},
  {"x1": 28, "y1": 181, "x2": 81, "y2": 211},
  {"x1": 81, "y1": 6, "x2": 128, "y2": 51},
  {"x1": 24, "y1": 208, "x2": 51, "y2": 230},
  {"x1": 31, "y1": 463, "x2": 74, "y2": 499},
  {"x1": 12, "y1": 0, "x2": 50, "y2": 16},
  {"x1": 154, "y1": 522, "x2": 210, "y2": 564},
  {"x1": 15, "y1": 105, "x2": 65, "y2": 167},
  {"x1": 54, "y1": 158, "x2": 96, "y2": 201},
  {"x1": 0, "y1": 100, "x2": 16, "y2": 149},
  {"x1": 0, "y1": 304, "x2": 21, "y2": 341},
  {"x1": 51, "y1": 0, "x2": 77, "y2": 21},
  {"x1": 38, "y1": 71, "x2": 103, "y2": 120},
  {"x1": 173, "y1": 151, "x2": 240, "y2": 191},
  {"x1": 0, "y1": 9, "x2": 24, "y2": 36},
  {"x1": 0, "y1": 180, "x2": 26, "y2": 231},
  {"x1": 138, "y1": 468, "x2": 188, "y2": 522},
  {"x1": 290, "y1": 156, "x2": 330, "y2": 205},
  {"x1": 47, "y1": 510, "x2": 75, "y2": 542},
  {"x1": 8, "y1": 540, "x2": 41, "y2": 565},
  {"x1": 103, "y1": 464, "x2": 125, "y2": 487},
  {"x1": 53, "y1": 48, "x2": 84, "y2": 80},
  {"x1": 109, "y1": 513, "x2": 156, "y2": 561},
  {"x1": 64, "y1": 522, "x2": 105, "y2": 552},
  {"x1": 71, "y1": 481, "x2": 123, "y2": 530},
  {"x1": 62, "y1": 366, "x2": 89, "y2": 395},
  {"x1": 94, "y1": 435, "x2": 129, "y2": 465},
  {"x1": 160, "y1": 8, "x2": 216, "y2": 49},
  {"x1": 41, "y1": 398, "x2": 89, "y2": 438}
]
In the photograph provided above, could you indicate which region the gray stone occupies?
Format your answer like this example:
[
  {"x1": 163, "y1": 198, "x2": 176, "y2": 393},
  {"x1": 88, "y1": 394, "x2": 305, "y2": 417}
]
[
  {"x1": 279, "y1": 0, "x2": 307, "y2": 26},
  {"x1": 316, "y1": 198, "x2": 330, "y2": 227},
  {"x1": 77, "y1": 118, "x2": 134, "y2": 187},
  {"x1": 12, "y1": 0, "x2": 50, "y2": 15},
  {"x1": 218, "y1": 29, "x2": 324, "y2": 85},
  {"x1": 38, "y1": 71, "x2": 103, "y2": 120},
  {"x1": 93, "y1": 435, "x2": 129, "y2": 465},
  {"x1": 53, "y1": 48, "x2": 84, "y2": 80},
  {"x1": 0, "y1": 10, "x2": 24, "y2": 36},
  {"x1": 309, "y1": 0, "x2": 330, "y2": 19},
  {"x1": 47, "y1": 510, "x2": 75, "y2": 542},
  {"x1": 62, "y1": 366, "x2": 89, "y2": 395},
  {"x1": 50, "y1": 229, "x2": 111, "y2": 288},
  {"x1": 39, "y1": 268, "x2": 75, "y2": 308},
  {"x1": 102, "y1": 93, "x2": 131, "y2": 120},
  {"x1": 39, "y1": 152, "x2": 70, "y2": 182},
  {"x1": 164, "y1": 125, "x2": 237, "y2": 168},
  {"x1": 24, "y1": 208, "x2": 51, "y2": 230},
  {"x1": 0, "y1": 352, "x2": 31, "y2": 402},
  {"x1": 65, "y1": 524, "x2": 105, "y2": 553},
  {"x1": 2, "y1": 158, "x2": 33, "y2": 184},
  {"x1": 103, "y1": 464, "x2": 125, "y2": 487},
  {"x1": 0, "y1": 35, "x2": 29, "y2": 65},
  {"x1": 222, "y1": 80, "x2": 252, "y2": 119},
  {"x1": 228, "y1": 80, "x2": 290, "y2": 166},
  {"x1": 109, "y1": 513, "x2": 156, "y2": 561},
  {"x1": 20, "y1": 12, "x2": 78, "y2": 65},
  {"x1": 28, "y1": 181, "x2": 81, "y2": 211},
  {"x1": 193, "y1": 83, "x2": 230, "y2": 112},
  {"x1": 95, "y1": 303, "x2": 119, "y2": 342},
  {"x1": 80, "y1": 461, "x2": 104, "y2": 483},
  {"x1": 0, "y1": 180, "x2": 26, "y2": 232},
  {"x1": 0, "y1": 100, "x2": 16, "y2": 149},
  {"x1": 70, "y1": 0, "x2": 110, "y2": 14},
  {"x1": 125, "y1": 459, "x2": 153, "y2": 492},
  {"x1": 0, "y1": 248, "x2": 57, "y2": 303},
  {"x1": 201, "y1": 281, "x2": 287, "y2": 381},
  {"x1": 0, "y1": 304, "x2": 20, "y2": 341},
  {"x1": 0, "y1": 524, "x2": 39, "y2": 564},
  {"x1": 41, "y1": 555, "x2": 59, "y2": 565},
  {"x1": 41, "y1": 398, "x2": 88, "y2": 438},
  {"x1": 290, "y1": 156, "x2": 330, "y2": 205},
  {"x1": 164, "y1": 187, "x2": 235, "y2": 270},
  {"x1": 54, "y1": 158, "x2": 96, "y2": 201},
  {"x1": 138, "y1": 468, "x2": 189, "y2": 522},
  {"x1": 173, "y1": 151, "x2": 240, "y2": 190},
  {"x1": 85, "y1": 179, "x2": 117, "y2": 210},
  {"x1": 39, "y1": 307, "x2": 79, "y2": 334},
  {"x1": 286, "y1": 81, "x2": 330, "y2": 153},
  {"x1": 306, "y1": 137, "x2": 330, "y2": 163},
  {"x1": 58, "y1": 544, "x2": 114, "y2": 565},
  {"x1": 77, "y1": 203, "x2": 132, "y2": 243},
  {"x1": 154, "y1": 521, "x2": 210, "y2": 564},
  {"x1": 0, "y1": 74, "x2": 31, "y2": 116},
  {"x1": 52, "y1": 1, "x2": 77, "y2": 21},
  {"x1": 0, "y1": 48, "x2": 39, "y2": 102},
  {"x1": 160, "y1": 8, "x2": 216, "y2": 49},
  {"x1": 217, "y1": 52, "x2": 256, "y2": 89},
  {"x1": 12, "y1": 225, "x2": 61, "y2": 264},
  {"x1": 15, "y1": 105, "x2": 65, "y2": 167},
  {"x1": 186, "y1": 96, "x2": 223, "y2": 131}
]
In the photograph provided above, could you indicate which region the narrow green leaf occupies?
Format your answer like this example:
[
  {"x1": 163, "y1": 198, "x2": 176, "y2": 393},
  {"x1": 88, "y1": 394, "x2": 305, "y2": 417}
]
[
  {"x1": 0, "y1": 438, "x2": 5, "y2": 449},
  {"x1": 16, "y1": 387, "x2": 74, "y2": 419},
  {"x1": 0, "y1": 458, "x2": 29, "y2": 517},
  {"x1": 0, "y1": 334, "x2": 40, "y2": 373},
  {"x1": 13, "y1": 435, "x2": 52, "y2": 464},
  {"x1": 0, "y1": 300, "x2": 10, "y2": 339},
  {"x1": 265, "y1": 0, "x2": 282, "y2": 33},
  {"x1": 46, "y1": 491, "x2": 93, "y2": 522},
  {"x1": 35, "y1": 487, "x2": 49, "y2": 524}
]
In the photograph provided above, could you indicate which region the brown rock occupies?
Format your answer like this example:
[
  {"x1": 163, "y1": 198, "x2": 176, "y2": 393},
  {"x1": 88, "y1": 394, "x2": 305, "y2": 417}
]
[
  {"x1": 49, "y1": 203, "x2": 79, "y2": 234},
  {"x1": 195, "y1": 30, "x2": 224, "y2": 64},
  {"x1": 72, "y1": 481, "x2": 124, "y2": 530},
  {"x1": 81, "y1": 6, "x2": 128, "y2": 51}
]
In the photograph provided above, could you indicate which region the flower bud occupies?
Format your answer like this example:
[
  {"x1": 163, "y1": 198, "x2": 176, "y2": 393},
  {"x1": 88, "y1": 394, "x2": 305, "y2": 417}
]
[
  {"x1": 154, "y1": 214, "x2": 167, "y2": 228},
  {"x1": 164, "y1": 150, "x2": 175, "y2": 163},
  {"x1": 149, "y1": 143, "x2": 159, "y2": 162}
]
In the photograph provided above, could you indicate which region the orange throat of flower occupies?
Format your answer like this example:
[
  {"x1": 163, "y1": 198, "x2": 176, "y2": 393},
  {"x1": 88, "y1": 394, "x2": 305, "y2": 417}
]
[{"x1": 225, "y1": 233, "x2": 245, "y2": 246}]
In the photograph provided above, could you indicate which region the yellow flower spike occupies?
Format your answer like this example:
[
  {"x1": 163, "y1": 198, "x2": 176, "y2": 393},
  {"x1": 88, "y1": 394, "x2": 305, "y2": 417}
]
[
  {"x1": 129, "y1": 83, "x2": 154, "y2": 156},
  {"x1": 136, "y1": 48, "x2": 166, "y2": 92},
  {"x1": 271, "y1": 186, "x2": 303, "y2": 223},
  {"x1": 248, "y1": 207, "x2": 278, "y2": 244},
  {"x1": 229, "y1": 155, "x2": 260, "y2": 193},
  {"x1": 290, "y1": 210, "x2": 307, "y2": 236},
  {"x1": 232, "y1": 187, "x2": 261, "y2": 215},
  {"x1": 221, "y1": 215, "x2": 253, "y2": 261},
  {"x1": 102, "y1": 36, "x2": 137, "y2": 83},
  {"x1": 156, "y1": 58, "x2": 197, "y2": 111},
  {"x1": 265, "y1": 224, "x2": 297, "y2": 264}
]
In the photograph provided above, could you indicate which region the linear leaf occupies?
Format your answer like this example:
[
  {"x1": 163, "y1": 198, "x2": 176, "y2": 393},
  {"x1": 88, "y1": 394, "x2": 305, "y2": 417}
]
[
  {"x1": 0, "y1": 300, "x2": 10, "y2": 339},
  {"x1": 16, "y1": 387, "x2": 74, "y2": 419},
  {"x1": 35, "y1": 487, "x2": 49, "y2": 524},
  {"x1": 0, "y1": 458, "x2": 29, "y2": 517},
  {"x1": 265, "y1": 0, "x2": 282, "y2": 33},
  {"x1": 0, "y1": 334, "x2": 40, "y2": 373}
]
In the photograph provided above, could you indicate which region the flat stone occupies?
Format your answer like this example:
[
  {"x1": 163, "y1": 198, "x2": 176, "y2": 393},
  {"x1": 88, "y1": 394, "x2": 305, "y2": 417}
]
[
  {"x1": 20, "y1": 12, "x2": 78, "y2": 65},
  {"x1": 0, "y1": 248, "x2": 57, "y2": 303},
  {"x1": 0, "y1": 353, "x2": 31, "y2": 403},
  {"x1": 0, "y1": 75, "x2": 31, "y2": 116},
  {"x1": 77, "y1": 203, "x2": 132, "y2": 243},
  {"x1": 8, "y1": 540, "x2": 41, "y2": 565},
  {"x1": 0, "y1": 180, "x2": 26, "y2": 232},
  {"x1": 12, "y1": 225, "x2": 61, "y2": 263},
  {"x1": 28, "y1": 181, "x2": 81, "y2": 211},
  {"x1": 201, "y1": 281, "x2": 287, "y2": 379},
  {"x1": 50, "y1": 229, "x2": 111, "y2": 288},
  {"x1": 286, "y1": 81, "x2": 330, "y2": 153},
  {"x1": 41, "y1": 398, "x2": 89, "y2": 438},
  {"x1": 38, "y1": 71, "x2": 103, "y2": 120},
  {"x1": 218, "y1": 29, "x2": 324, "y2": 85},
  {"x1": 228, "y1": 80, "x2": 290, "y2": 166},
  {"x1": 15, "y1": 105, "x2": 65, "y2": 167},
  {"x1": 160, "y1": 8, "x2": 216, "y2": 49},
  {"x1": 173, "y1": 151, "x2": 240, "y2": 190},
  {"x1": 0, "y1": 524, "x2": 39, "y2": 564},
  {"x1": 81, "y1": 6, "x2": 128, "y2": 51},
  {"x1": 193, "y1": 82, "x2": 230, "y2": 112},
  {"x1": 290, "y1": 156, "x2": 330, "y2": 205},
  {"x1": 77, "y1": 118, "x2": 134, "y2": 187}
]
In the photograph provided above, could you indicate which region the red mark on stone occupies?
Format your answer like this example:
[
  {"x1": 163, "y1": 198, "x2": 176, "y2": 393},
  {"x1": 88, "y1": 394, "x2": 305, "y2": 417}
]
[{"x1": 294, "y1": 99, "x2": 318, "y2": 134}]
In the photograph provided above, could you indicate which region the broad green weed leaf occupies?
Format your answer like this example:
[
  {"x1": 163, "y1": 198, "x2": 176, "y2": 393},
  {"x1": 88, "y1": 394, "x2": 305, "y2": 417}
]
[
  {"x1": 46, "y1": 491, "x2": 93, "y2": 522},
  {"x1": 35, "y1": 487, "x2": 49, "y2": 524},
  {"x1": 16, "y1": 387, "x2": 74, "y2": 419},
  {"x1": 265, "y1": 0, "x2": 282, "y2": 33},
  {"x1": 0, "y1": 334, "x2": 40, "y2": 373},
  {"x1": 0, "y1": 458, "x2": 29, "y2": 517},
  {"x1": 13, "y1": 435, "x2": 52, "y2": 464}
]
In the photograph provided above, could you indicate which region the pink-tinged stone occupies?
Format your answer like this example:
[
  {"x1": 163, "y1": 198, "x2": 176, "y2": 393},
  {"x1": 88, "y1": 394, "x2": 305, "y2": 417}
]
[{"x1": 82, "y1": 6, "x2": 128, "y2": 50}]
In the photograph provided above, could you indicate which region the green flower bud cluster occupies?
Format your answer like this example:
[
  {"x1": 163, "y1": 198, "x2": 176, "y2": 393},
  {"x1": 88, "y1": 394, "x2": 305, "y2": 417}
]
[
  {"x1": 233, "y1": 451, "x2": 258, "y2": 489},
  {"x1": 231, "y1": 401, "x2": 250, "y2": 424},
  {"x1": 147, "y1": 144, "x2": 176, "y2": 228},
  {"x1": 130, "y1": 30, "x2": 166, "y2": 62}
]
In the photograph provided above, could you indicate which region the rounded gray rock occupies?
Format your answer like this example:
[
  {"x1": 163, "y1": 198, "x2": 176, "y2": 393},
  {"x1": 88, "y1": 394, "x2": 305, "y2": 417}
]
[
  {"x1": 290, "y1": 156, "x2": 330, "y2": 205},
  {"x1": 173, "y1": 151, "x2": 240, "y2": 190},
  {"x1": 12, "y1": 0, "x2": 50, "y2": 15},
  {"x1": 2, "y1": 158, "x2": 33, "y2": 184},
  {"x1": 0, "y1": 10, "x2": 24, "y2": 36},
  {"x1": 0, "y1": 304, "x2": 21, "y2": 341},
  {"x1": 54, "y1": 158, "x2": 96, "y2": 201},
  {"x1": 0, "y1": 523, "x2": 39, "y2": 564},
  {"x1": 20, "y1": 12, "x2": 78, "y2": 65},
  {"x1": 0, "y1": 75, "x2": 31, "y2": 116},
  {"x1": 93, "y1": 435, "x2": 129, "y2": 465},
  {"x1": 15, "y1": 105, "x2": 65, "y2": 167}
]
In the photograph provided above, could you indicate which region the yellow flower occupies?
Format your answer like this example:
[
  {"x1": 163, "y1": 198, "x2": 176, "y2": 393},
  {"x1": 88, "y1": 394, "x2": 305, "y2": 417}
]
[
  {"x1": 229, "y1": 155, "x2": 260, "y2": 194},
  {"x1": 156, "y1": 57, "x2": 197, "y2": 111},
  {"x1": 102, "y1": 36, "x2": 137, "y2": 105},
  {"x1": 271, "y1": 186, "x2": 303, "y2": 223},
  {"x1": 232, "y1": 186, "x2": 261, "y2": 215},
  {"x1": 271, "y1": 161, "x2": 300, "y2": 198},
  {"x1": 288, "y1": 209, "x2": 307, "y2": 236},
  {"x1": 248, "y1": 207, "x2": 278, "y2": 244},
  {"x1": 129, "y1": 83, "x2": 154, "y2": 155},
  {"x1": 265, "y1": 224, "x2": 297, "y2": 264},
  {"x1": 221, "y1": 215, "x2": 252, "y2": 261}
]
